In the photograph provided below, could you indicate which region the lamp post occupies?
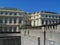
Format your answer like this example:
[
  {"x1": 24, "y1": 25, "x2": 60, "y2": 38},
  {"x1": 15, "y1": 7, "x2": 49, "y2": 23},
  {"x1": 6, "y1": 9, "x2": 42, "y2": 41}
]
[{"x1": 44, "y1": 26, "x2": 47, "y2": 45}]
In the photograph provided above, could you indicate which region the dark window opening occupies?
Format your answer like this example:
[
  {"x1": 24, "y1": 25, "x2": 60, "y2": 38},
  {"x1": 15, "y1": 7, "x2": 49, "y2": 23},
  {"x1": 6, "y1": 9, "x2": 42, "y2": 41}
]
[
  {"x1": 5, "y1": 18, "x2": 8, "y2": 23},
  {"x1": 49, "y1": 16, "x2": 51, "y2": 18},
  {"x1": 53, "y1": 21, "x2": 54, "y2": 24},
  {"x1": 13, "y1": 27, "x2": 16, "y2": 32},
  {"x1": 14, "y1": 13, "x2": 17, "y2": 15},
  {"x1": 45, "y1": 15, "x2": 47, "y2": 17},
  {"x1": 14, "y1": 18, "x2": 16, "y2": 24},
  {"x1": 9, "y1": 18, "x2": 12, "y2": 23},
  {"x1": 46, "y1": 20, "x2": 48, "y2": 24},
  {"x1": 9, "y1": 27, "x2": 12, "y2": 32},
  {"x1": 0, "y1": 12, "x2": 3, "y2": 15},
  {"x1": 5, "y1": 12, "x2": 8, "y2": 15},
  {"x1": 10, "y1": 12, "x2": 12, "y2": 15},
  {"x1": 19, "y1": 19, "x2": 22, "y2": 24},
  {"x1": 0, "y1": 18, "x2": 3, "y2": 23},
  {"x1": 42, "y1": 20, "x2": 44, "y2": 24}
]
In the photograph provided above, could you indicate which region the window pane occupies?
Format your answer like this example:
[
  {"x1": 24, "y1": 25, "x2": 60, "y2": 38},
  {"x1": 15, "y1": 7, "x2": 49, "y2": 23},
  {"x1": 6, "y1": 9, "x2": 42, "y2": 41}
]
[
  {"x1": 14, "y1": 18, "x2": 16, "y2": 24},
  {"x1": 5, "y1": 18, "x2": 8, "y2": 23},
  {"x1": 4, "y1": 27, "x2": 7, "y2": 32},
  {"x1": 9, "y1": 27, "x2": 12, "y2": 32},
  {"x1": 13, "y1": 27, "x2": 16, "y2": 32},
  {"x1": 0, "y1": 18, "x2": 3, "y2": 23},
  {"x1": 9, "y1": 18, "x2": 12, "y2": 23}
]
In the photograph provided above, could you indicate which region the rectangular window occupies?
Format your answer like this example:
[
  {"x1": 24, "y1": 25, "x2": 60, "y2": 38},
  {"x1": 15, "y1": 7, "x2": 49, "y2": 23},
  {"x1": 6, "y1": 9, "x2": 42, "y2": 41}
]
[
  {"x1": 0, "y1": 27, "x2": 2, "y2": 32},
  {"x1": 5, "y1": 18, "x2": 8, "y2": 24},
  {"x1": 4, "y1": 27, "x2": 7, "y2": 32},
  {"x1": 10, "y1": 12, "x2": 12, "y2": 15},
  {"x1": 14, "y1": 13, "x2": 17, "y2": 15},
  {"x1": 5, "y1": 12, "x2": 8, "y2": 15},
  {"x1": 9, "y1": 27, "x2": 12, "y2": 32},
  {"x1": 9, "y1": 18, "x2": 12, "y2": 23},
  {"x1": 0, "y1": 12, "x2": 3, "y2": 15},
  {"x1": 13, "y1": 27, "x2": 16, "y2": 32},
  {"x1": 14, "y1": 18, "x2": 16, "y2": 24},
  {"x1": 0, "y1": 18, "x2": 3, "y2": 23},
  {"x1": 19, "y1": 19, "x2": 22, "y2": 24}
]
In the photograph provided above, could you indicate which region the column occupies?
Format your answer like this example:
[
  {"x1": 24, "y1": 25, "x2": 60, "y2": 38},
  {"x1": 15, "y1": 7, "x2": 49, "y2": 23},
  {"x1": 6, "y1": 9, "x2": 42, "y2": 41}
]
[
  {"x1": 7, "y1": 18, "x2": 9, "y2": 24},
  {"x1": 12, "y1": 27, "x2": 13, "y2": 32},
  {"x1": 16, "y1": 26, "x2": 19, "y2": 32},
  {"x1": 44, "y1": 20, "x2": 46, "y2": 24},
  {"x1": 3, "y1": 18, "x2": 5, "y2": 23}
]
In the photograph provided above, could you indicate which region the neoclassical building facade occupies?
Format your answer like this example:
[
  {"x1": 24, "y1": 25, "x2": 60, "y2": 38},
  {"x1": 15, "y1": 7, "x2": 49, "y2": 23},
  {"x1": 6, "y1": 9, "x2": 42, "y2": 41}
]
[
  {"x1": 31, "y1": 11, "x2": 60, "y2": 26},
  {"x1": 0, "y1": 8, "x2": 25, "y2": 33},
  {"x1": 0, "y1": 7, "x2": 60, "y2": 45}
]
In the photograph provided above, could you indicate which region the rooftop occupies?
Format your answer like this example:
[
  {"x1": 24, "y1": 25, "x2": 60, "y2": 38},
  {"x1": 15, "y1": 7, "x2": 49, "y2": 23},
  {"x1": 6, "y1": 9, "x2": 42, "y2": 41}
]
[
  {"x1": 41, "y1": 11, "x2": 58, "y2": 14},
  {"x1": 0, "y1": 7, "x2": 23, "y2": 11}
]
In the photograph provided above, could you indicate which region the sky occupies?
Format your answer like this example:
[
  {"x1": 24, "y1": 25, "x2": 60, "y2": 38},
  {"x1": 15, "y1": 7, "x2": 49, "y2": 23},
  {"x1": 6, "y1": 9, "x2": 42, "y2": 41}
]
[{"x1": 0, "y1": 0, "x2": 60, "y2": 13}]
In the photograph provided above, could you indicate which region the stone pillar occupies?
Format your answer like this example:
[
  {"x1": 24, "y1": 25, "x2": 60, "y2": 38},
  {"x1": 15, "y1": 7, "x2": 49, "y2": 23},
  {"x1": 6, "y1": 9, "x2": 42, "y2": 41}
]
[
  {"x1": 16, "y1": 26, "x2": 19, "y2": 32},
  {"x1": 7, "y1": 18, "x2": 9, "y2": 24},
  {"x1": 12, "y1": 27, "x2": 13, "y2": 32},
  {"x1": 3, "y1": 18, "x2": 5, "y2": 23},
  {"x1": 44, "y1": 20, "x2": 46, "y2": 24}
]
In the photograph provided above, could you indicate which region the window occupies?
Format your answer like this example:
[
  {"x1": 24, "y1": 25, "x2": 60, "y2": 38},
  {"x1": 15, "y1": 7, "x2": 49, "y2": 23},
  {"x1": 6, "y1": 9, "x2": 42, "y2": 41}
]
[
  {"x1": 19, "y1": 13, "x2": 21, "y2": 15},
  {"x1": 56, "y1": 21, "x2": 57, "y2": 23},
  {"x1": 14, "y1": 18, "x2": 16, "y2": 24},
  {"x1": 9, "y1": 27, "x2": 12, "y2": 32},
  {"x1": 56, "y1": 16, "x2": 57, "y2": 18},
  {"x1": 49, "y1": 20, "x2": 51, "y2": 24},
  {"x1": 52, "y1": 16, "x2": 54, "y2": 18},
  {"x1": 14, "y1": 13, "x2": 17, "y2": 15},
  {"x1": 5, "y1": 12, "x2": 8, "y2": 15},
  {"x1": 45, "y1": 15, "x2": 47, "y2": 17},
  {"x1": 5, "y1": 18, "x2": 8, "y2": 23},
  {"x1": 4, "y1": 27, "x2": 7, "y2": 32},
  {"x1": 0, "y1": 18, "x2": 3, "y2": 23},
  {"x1": 0, "y1": 27, "x2": 2, "y2": 32},
  {"x1": 53, "y1": 21, "x2": 54, "y2": 24},
  {"x1": 13, "y1": 27, "x2": 16, "y2": 32},
  {"x1": 19, "y1": 18, "x2": 22, "y2": 23},
  {"x1": 10, "y1": 12, "x2": 12, "y2": 15},
  {"x1": 9, "y1": 18, "x2": 12, "y2": 23},
  {"x1": 59, "y1": 16, "x2": 60, "y2": 19},
  {"x1": 41, "y1": 20, "x2": 44, "y2": 24},
  {"x1": 0, "y1": 12, "x2": 3, "y2": 15},
  {"x1": 49, "y1": 16, "x2": 51, "y2": 18},
  {"x1": 46, "y1": 20, "x2": 48, "y2": 24}
]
